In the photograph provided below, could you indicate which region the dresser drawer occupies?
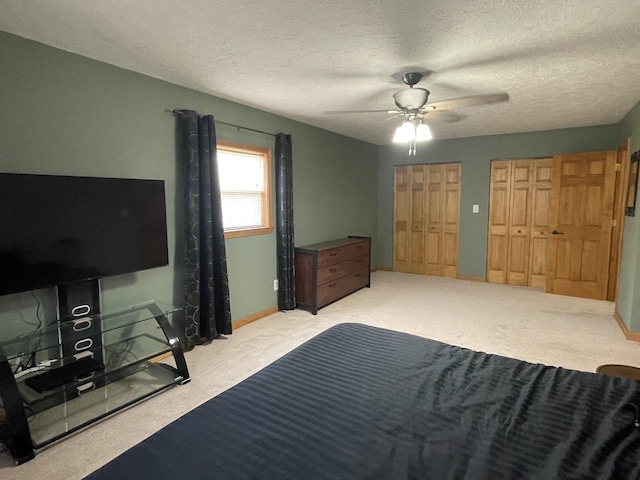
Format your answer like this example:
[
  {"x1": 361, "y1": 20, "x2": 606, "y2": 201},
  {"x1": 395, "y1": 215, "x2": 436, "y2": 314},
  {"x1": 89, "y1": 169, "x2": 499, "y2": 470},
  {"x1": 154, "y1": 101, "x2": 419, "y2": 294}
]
[
  {"x1": 316, "y1": 241, "x2": 369, "y2": 269},
  {"x1": 317, "y1": 246, "x2": 350, "y2": 269},
  {"x1": 317, "y1": 255, "x2": 369, "y2": 285},
  {"x1": 344, "y1": 241, "x2": 370, "y2": 260},
  {"x1": 317, "y1": 267, "x2": 369, "y2": 307}
]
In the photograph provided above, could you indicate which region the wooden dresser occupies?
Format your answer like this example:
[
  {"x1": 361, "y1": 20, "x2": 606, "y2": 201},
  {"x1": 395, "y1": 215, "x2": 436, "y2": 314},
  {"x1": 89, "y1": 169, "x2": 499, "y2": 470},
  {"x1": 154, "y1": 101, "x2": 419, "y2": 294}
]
[{"x1": 295, "y1": 236, "x2": 371, "y2": 314}]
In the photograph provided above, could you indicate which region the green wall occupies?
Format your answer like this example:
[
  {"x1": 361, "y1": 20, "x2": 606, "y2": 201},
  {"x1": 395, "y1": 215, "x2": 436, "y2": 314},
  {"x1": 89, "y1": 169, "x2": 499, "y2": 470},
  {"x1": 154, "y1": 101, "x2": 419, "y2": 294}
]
[
  {"x1": 2, "y1": 30, "x2": 639, "y2": 336},
  {"x1": 0, "y1": 32, "x2": 378, "y2": 335},
  {"x1": 375, "y1": 126, "x2": 619, "y2": 276},
  {"x1": 617, "y1": 99, "x2": 640, "y2": 331}
]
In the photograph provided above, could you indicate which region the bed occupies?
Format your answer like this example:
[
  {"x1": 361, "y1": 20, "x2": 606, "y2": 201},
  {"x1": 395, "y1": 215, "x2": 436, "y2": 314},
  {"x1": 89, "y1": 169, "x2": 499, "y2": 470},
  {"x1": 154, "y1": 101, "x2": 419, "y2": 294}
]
[{"x1": 85, "y1": 323, "x2": 640, "y2": 479}]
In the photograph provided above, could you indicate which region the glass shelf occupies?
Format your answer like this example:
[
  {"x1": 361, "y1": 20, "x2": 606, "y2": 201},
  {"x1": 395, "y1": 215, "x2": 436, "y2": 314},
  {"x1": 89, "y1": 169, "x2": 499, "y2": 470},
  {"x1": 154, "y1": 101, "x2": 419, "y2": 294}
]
[
  {"x1": 16, "y1": 332, "x2": 173, "y2": 412},
  {"x1": 0, "y1": 300, "x2": 180, "y2": 362},
  {"x1": 27, "y1": 362, "x2": 181, "y2": 448}
]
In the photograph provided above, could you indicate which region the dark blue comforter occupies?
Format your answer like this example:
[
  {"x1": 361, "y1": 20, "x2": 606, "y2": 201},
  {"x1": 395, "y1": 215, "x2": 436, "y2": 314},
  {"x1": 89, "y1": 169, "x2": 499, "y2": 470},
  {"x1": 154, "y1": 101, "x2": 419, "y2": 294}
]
[{"x1": 85, "y1": 323, "x2": 640, "y2": 479}]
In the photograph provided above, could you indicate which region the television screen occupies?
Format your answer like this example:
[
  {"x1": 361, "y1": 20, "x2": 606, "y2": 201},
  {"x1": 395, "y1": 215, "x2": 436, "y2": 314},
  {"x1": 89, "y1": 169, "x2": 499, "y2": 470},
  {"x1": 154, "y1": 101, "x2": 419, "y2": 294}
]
[{"x1": 0, "y1": 173, "x2": 169, "y2": 296}]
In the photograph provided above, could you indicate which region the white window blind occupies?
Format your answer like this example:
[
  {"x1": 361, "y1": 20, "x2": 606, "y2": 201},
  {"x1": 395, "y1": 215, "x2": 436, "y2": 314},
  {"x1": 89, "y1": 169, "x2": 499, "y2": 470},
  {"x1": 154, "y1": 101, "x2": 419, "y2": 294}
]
[{"x1": 218, "y1": 149, "x2": 265, "y2": 230}]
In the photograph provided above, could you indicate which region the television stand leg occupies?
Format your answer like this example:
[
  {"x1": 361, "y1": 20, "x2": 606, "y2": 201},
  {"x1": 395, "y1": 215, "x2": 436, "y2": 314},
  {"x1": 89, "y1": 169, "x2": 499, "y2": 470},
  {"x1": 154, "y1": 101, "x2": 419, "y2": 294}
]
[{"x1": 0, "y1": 352, "x2": 35, "y2": 464}]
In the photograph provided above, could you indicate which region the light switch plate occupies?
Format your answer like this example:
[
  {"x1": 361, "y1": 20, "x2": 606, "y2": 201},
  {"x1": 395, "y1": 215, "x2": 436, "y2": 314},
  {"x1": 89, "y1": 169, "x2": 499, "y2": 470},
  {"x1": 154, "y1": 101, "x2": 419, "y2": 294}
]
[{"x1": 472, "y1": 204, "x2": 479, "y2": 214}]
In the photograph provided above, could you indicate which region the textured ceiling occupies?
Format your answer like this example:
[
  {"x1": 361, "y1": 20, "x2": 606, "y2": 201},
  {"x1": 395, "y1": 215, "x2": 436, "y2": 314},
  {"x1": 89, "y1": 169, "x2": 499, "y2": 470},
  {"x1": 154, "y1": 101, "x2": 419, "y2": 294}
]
[{"x1": 2, "y1": 0, "x2": 640, "y2": 144}]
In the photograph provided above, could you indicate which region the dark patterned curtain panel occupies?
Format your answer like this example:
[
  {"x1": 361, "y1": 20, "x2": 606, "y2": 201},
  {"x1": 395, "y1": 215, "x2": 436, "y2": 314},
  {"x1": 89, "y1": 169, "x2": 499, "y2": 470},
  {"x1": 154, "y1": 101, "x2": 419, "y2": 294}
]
[
  {"x1": 275, "y1": 133, "x2": 296, "y2": 310},
  {"x1": 175, "y1": 110, "x2": 232, "y2": 350}
]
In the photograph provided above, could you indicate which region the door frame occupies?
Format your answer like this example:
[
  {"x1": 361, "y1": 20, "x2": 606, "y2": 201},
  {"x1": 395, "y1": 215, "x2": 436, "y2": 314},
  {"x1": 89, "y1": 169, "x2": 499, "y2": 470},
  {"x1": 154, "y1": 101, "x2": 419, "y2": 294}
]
[{"x1": 608, "y1": 139, "x2": 631, "y2": 301}]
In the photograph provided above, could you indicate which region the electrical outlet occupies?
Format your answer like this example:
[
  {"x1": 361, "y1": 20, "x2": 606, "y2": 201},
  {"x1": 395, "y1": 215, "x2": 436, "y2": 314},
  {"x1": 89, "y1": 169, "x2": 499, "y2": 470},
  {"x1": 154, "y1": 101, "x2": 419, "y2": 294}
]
[
  {"x1": 273, "y1": 279, "x2": 279, "y2": 291},
  {"x1": 472, "y1": 204, "x2": 479, "y2": 214}
]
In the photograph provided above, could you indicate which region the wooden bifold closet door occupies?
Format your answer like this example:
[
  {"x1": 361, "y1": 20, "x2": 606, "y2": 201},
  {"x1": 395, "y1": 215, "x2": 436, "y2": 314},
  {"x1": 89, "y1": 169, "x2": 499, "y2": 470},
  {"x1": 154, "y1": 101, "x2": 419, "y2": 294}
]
[
  {"x1": 394, "y1": 163, "x2": 461, "y2": 277},
  {"x1": 487, "y1": 158, "x2": 552, "y2": 287}
]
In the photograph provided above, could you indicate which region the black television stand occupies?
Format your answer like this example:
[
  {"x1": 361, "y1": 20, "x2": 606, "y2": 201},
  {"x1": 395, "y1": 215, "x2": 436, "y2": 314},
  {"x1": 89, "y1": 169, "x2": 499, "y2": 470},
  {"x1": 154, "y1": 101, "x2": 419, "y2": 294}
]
[{"x1": 0, "y1": 300, "x2": 190, "y2": 464}]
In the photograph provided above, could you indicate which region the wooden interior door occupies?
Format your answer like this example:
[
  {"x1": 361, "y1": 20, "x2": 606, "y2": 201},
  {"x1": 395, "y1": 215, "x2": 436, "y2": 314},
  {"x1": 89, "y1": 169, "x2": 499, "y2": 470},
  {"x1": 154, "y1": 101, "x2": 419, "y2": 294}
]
[
  {"x1": 394, "y1": 163, "x2": 460, "y2": 277},
  {"x1": 546, "y1": 151, "x2": 617, "y2": 300},
  {"x1": 408, "y1": 166, "x2": 426, "y2": 273},
  {"x1": 393, "y1": 166, "x2": 410, "y2": 272},
  {"x1": 488, "y1": 158, "x2": 552, "y2": 287},
  {"x1": 487, "y1": 161, "x2": 511, "y2": 283},
  {"x1": 528, "y1": 159, "x2": 553, "y2": 288},
  {"x1": 425, "y1": 165, "x2": 443, "y2": 275},
  {"x1": 425, "y1": 163, "x2": 461, "y2": 277},
  {"x1": 506, "y1": 160, "x2": 533, "y2": 285},
  {"x1": 393, "y1": 165, "x2": 426, "y2": 273},
  {"x1": 442, "y1": 164, "x2": 461, "y2": 278}
]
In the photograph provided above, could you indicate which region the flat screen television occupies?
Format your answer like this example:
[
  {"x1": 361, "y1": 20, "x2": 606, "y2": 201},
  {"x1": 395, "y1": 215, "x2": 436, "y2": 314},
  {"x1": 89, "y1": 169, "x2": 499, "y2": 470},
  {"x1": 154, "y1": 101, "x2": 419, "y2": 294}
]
[{"x1": 0, "y1": 173, "x2": 169, "y2": 296}]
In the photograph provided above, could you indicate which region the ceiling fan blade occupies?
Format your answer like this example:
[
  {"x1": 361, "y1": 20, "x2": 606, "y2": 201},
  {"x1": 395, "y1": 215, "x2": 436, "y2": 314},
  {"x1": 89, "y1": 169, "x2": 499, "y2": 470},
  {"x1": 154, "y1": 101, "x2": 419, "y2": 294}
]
[
  {"x1": 426, "y1": 93, "x2": 509, "y2": 111},
  {"x1": 324, "y1": 109, "x2": 401, "y2": 115},
  {"x1": 422, "y1": 110, "x2": 465, "y2": 124}
]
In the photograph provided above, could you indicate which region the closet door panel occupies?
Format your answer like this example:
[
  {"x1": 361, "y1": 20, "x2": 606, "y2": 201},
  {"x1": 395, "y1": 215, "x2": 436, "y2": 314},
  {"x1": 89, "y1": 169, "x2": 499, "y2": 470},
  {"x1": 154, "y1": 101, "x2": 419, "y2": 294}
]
[
  {"x1": 393, "y1": 166, "x2": 410, "y2": 272},
  {"x1": 506, "y1": 161, "x2": 532, "y2": 285},
  {"x1": 425, "y1": 165, "x2": 443, "y2": 275},
  {"x1": 529, "y1": 159, "x2": 552, "y2": 288},
  {"x1": 394, "y1": 163, "x2": 460, "y2": 278},
  {"x1": 487, "y1": 161, "x2": 511, "y2": 283},
  {"x1": 409, "y1": 166, "x2": 426, "y2": 273},
  {"x1": 489, "y1": 158, "x2": 554, "y2": 288}
]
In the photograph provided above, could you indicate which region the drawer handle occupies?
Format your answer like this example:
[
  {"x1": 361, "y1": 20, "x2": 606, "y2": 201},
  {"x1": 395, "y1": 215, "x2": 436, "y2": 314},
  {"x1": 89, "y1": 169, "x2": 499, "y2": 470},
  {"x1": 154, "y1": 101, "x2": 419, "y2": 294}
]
[
  {"x1": 329, "y1": 283, "x2": 337, "y2": 288},
  {"x1": 355, "y1": 273, "x2": 362, "y2": 277},
  {"x1": 329, "y1": 252, "x2": 338, "y2": 257},
  {"x1": 329, "y1": 268, "x2": 337, "y2": 273}
]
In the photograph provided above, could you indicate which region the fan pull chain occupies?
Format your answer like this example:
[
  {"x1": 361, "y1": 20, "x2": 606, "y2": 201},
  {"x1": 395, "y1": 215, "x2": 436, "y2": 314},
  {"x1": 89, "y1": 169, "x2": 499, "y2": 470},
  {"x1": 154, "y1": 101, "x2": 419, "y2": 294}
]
[{"x1": 409, "y1": 140, "x2": 417, "y2": 155}]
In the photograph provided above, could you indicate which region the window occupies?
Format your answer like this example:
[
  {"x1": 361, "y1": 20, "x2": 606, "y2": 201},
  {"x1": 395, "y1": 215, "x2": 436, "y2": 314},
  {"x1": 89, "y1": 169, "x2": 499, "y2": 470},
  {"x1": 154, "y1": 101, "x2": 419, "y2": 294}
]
[{"x1": 217, "y1": 140, "x2": 273, "y2": 238}]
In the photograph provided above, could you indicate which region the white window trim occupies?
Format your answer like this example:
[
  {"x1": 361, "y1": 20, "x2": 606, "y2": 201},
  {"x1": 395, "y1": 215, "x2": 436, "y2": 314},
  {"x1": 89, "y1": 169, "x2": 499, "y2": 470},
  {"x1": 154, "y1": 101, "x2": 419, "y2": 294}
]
[{"x1": 217, "y1": 140, "x2": 273, "y2": 239}]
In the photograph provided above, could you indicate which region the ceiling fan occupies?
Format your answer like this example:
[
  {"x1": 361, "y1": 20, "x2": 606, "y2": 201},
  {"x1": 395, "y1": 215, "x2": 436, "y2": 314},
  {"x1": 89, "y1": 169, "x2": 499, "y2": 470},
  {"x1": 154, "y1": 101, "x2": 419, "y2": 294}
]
[{"x1": 331, "y1": 72, "x2": 509, "y2": 155}]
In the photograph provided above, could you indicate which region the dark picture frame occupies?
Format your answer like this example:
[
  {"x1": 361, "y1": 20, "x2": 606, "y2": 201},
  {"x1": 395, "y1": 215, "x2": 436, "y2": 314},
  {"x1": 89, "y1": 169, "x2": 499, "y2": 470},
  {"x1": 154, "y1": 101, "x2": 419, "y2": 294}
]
[{"x1": 626, "y1": 150, "x2": 640, "y2": 217}]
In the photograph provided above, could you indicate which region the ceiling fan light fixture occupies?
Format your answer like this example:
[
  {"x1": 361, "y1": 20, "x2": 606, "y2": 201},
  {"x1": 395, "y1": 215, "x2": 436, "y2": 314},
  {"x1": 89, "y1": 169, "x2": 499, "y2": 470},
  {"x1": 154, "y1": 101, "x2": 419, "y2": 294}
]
[
  {"x1": 393, "y1": 121, "x2": 416, "y2": 143},
  {"x1": 416, "y1": 122, "x2": 432, "y2": 142},
  {"x1": 393, "y1": 88, "x2": 430, "y2": 110}
]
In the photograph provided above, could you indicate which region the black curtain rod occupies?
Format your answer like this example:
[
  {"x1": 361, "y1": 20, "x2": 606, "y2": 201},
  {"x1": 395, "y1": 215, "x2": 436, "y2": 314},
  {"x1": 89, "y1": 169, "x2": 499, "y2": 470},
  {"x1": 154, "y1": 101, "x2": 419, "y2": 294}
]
[
  {"x1": 166, "y1": 109, "x2": 277, "y2": 137},
  {"x1": 215, "y1": 120, "x2": 277, "y2": 137}
]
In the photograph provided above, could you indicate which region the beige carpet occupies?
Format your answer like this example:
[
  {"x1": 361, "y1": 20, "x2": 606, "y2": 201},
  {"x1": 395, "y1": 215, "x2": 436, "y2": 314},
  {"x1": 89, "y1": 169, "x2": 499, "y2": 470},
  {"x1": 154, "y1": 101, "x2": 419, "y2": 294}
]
[{"x1": 2, "y1": 271, "x2": 639, "y2": 479}]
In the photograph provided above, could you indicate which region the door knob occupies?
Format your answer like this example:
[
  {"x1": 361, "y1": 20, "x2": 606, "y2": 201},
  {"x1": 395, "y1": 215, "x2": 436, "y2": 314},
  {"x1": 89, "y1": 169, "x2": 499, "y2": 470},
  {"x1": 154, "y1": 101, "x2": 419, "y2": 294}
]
[{"x1": 551, "y1": 230, "x2": 564, "y2": 235}]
